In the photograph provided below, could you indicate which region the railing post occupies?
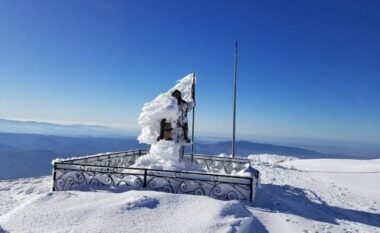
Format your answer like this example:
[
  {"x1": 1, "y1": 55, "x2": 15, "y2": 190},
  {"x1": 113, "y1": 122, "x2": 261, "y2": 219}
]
[
  {"x1": 250, "y1": 177, "x2": 254, "y2": 203},
  {"x1": 52, "y1": 163, "x2": 57, "y2": 191},
  {"x1": 143, "y1": 169, "x2": 147, "y2": 188}
]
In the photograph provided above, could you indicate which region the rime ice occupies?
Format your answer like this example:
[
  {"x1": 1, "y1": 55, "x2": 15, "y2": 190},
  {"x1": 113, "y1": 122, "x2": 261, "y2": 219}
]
[
  {"x1": 137, "y1": 73, "x2": 195, "y2": 145},
  {"x1": 135, "y1": 73, "x2": 197, "y2": 170}
]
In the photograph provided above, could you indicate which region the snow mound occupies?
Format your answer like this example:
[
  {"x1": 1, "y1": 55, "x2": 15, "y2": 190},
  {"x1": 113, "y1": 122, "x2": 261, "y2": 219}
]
[
  {"x1": 133, "y1": 141, "x2": 204, "y2": 171},
  {"x1": 0, "y1": 177, "x2": 254, "y2": 233}
]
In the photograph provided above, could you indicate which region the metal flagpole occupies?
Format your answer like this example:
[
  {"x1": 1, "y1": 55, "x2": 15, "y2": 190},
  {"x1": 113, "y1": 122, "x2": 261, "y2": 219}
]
[
  {"x1": 232, "y1": 41, "x2": 238, "y2": 158},
  {"x1": 191, "y1": 73, "x2": 196, "y2": 162}
]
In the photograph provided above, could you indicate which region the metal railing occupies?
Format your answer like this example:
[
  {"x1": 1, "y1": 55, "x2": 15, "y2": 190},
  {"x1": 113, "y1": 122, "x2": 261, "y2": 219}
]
[{"x1": 52, "y1": 150, "x2": 259, "y2": 202}]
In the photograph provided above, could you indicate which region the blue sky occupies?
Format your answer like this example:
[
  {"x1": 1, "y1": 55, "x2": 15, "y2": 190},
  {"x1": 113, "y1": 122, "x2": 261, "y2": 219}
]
[{"x1": 0, "y1": 0, "x2": 379, "y2": 145}]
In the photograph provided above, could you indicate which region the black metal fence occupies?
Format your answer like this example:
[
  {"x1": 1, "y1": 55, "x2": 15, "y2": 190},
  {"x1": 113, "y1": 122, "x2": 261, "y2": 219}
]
[{"x1": 52, "y1": 150, "x2": 260, "y2": 202}]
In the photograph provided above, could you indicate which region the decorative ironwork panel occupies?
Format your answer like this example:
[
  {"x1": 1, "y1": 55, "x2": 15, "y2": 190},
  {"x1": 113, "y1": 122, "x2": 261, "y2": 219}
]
[
  {"x1": 193, "y1": 156, "x2": 249, "y2": 175},
  {"x1": 53, "y1": 163, "x2": 145, "y2": 191},
  {"x1": 81, "y1": 154, "x2": 141, "y2": 168},
  {"x1": 145, "y1": 170, "x2": 252, "y2": 201},
  {"x1": 145, "y1": 175, "x2": 251, "y2": 201}
]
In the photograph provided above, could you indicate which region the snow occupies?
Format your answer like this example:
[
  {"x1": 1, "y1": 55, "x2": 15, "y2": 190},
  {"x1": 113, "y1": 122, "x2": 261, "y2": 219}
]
[
  {"x1": 134, "y1": 73, "x2": 200, "y2": 172},
  {"x1": 137, "y1": 73, "x2": 195, "y2": 145},
  {"x1": 133, "y1": 74, "x2": 254, "y2": 177},
  {"x1": 1, "y1": 155, "x2": 379, "y2": 233},
  {"x1": 248, "y1": 155, "x2": 380, "y2": 233},
  {"x1": 281, "y1": 158, "x2": 380, "y2": 173},
  {"x1": 0, "y1": 177, "x2": 252, "y2": 233},
  {"x1": 132, "y1": 141, "x2": 203, "y2": 171}
]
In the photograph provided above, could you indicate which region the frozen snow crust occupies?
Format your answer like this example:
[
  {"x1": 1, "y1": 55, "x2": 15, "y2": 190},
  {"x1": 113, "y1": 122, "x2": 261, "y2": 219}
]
[{"x1": 1, "y1": 155, "x2": 379, "y2": 233}]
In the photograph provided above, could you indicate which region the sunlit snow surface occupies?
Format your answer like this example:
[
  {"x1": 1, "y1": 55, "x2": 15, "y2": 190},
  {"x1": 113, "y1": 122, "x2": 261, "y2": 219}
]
[{"x1": 1, "y1": 156, "x2": 380, "y2": 233}]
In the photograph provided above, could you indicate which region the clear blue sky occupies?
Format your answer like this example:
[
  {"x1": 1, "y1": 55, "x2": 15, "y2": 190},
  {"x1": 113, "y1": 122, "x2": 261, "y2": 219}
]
[{"x1": 0, "y1": 0, "x2": 379, "y2": 145}]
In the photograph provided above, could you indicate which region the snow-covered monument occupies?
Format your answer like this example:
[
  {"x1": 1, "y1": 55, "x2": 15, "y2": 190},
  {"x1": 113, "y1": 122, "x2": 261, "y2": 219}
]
[{"x1": 52, "y1": 73, "x2": 260, "y2": 202}]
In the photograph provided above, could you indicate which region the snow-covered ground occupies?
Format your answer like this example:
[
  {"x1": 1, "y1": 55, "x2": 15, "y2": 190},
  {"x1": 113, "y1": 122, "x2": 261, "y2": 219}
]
[
  {"x1": 1, "y1": 155, "x2": 379, "y2": 233},
  {"x1": 249, "y1": 155, "x2": 380, "y2": 233}
]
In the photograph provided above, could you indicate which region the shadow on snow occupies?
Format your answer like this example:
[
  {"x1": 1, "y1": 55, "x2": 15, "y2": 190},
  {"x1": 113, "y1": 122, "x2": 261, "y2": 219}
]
[{"x1": 253, "y1": 184, "x2": 380, "y2": 228}]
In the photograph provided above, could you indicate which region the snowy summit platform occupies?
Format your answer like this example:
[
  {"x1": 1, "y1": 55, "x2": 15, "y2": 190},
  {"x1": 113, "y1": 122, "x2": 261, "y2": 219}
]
[
  {"x1": 2, "y1": 155, "x2": 379, "y2": 233},
  {"x1": 52, "y1": 150, "x2": 260, "y2": 202}
]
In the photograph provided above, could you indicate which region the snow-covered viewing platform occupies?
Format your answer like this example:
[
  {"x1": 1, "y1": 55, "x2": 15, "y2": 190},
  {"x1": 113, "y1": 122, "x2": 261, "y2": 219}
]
[
  {"x1": 52, "y1": 74, "x2": 261, "y2": 202},
  {"x1": 52, "y1": 150, "x2": 260, "y2": 202}
]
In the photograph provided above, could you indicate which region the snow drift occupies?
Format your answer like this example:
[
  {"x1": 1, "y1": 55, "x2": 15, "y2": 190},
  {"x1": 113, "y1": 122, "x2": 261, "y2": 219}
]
[{"x1": 0, "y1": 178, "x2": 253, "y2": 233}]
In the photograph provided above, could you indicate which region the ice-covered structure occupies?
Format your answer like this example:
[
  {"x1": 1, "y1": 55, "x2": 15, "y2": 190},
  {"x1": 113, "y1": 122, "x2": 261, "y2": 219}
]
[
  {"x1": 51, "y1": 73, "x2": 260, "y2": 202},
  {"x1": 137, "y1": 73, "x2": 195, "y2": 145},
  {"x1": 134, "y1": 73, "x2": 199, "y2": 171}
]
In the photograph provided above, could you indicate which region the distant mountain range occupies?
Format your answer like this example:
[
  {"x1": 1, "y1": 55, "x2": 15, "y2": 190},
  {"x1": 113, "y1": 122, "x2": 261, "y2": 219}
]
[
  {"x1": 0, "y1": 131, "x2": 354, "y2": 180},
  {"x1": 0, "y1": 118, "x2": 135, "y2": 138},
  {"x1": 0, "y1": 118, "x2": 377, "y2": 179},
  {"x1": 189, "y1": 141, "x2": 324, "y2": 157},
  {"x1": 0, "y1": 132, "x2": 146, "y2": 179}
]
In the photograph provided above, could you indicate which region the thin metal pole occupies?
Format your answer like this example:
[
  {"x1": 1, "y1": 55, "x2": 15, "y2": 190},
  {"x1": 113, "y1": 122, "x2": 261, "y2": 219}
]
[
  {"x1": 232, "y1": 41, "x2": 238, "y2": 158},
  {"x1": 191, "y1": 73, "x2": 196, "y2": 162}
]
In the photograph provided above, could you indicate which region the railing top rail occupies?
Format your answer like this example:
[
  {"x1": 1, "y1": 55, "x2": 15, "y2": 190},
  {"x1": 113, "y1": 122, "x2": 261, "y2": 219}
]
[
  {"x1": 57, "y1": 149, "x2": 143, "y2": 163},
  {"x1": 192, "y1": 154, "x2": 250, "y2": 163},
  {"x1": 55, "y1": 161, "x2": 254, "y2": 181},
  {"x1": 140, "y1": 150, "x2": 250, "y2": 162},
  {"x1": 55, "y1": 166, "x2": 252, "y2": 186},
  {"x1": 55, "y1": 149, "x2": 251, "y2": 164}
]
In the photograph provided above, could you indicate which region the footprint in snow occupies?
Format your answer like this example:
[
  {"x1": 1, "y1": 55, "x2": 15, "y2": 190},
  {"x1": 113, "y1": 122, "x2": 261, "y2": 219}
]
[{"x1": 120, "y1": 195, "x2": 159, "y2": 212}]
